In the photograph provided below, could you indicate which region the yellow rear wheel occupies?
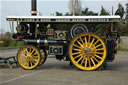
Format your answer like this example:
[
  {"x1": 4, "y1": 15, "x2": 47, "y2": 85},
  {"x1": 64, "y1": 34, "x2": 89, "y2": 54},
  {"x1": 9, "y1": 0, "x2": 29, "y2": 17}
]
[
  {"x1": 17, "y1": 45, "x2": 41, "y2": 70},
  {"x1": 69, "y1": 33, "x2": 106, "y2": 71}
]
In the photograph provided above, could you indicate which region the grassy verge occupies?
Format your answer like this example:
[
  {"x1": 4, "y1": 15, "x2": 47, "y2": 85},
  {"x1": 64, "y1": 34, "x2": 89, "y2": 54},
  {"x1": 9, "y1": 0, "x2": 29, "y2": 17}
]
[
  {"x1": 118, "y1": 43, "x2": 128, "y2": 51},
  {"x1": 0, "y1": 40, "x2": 24, "y2": 50},
  {"x1": 0, "y1": 46, "x2": 23, "y2": 50},
  {"x1": 118, "y1": 46, "x2": 128, "y2": 51}
]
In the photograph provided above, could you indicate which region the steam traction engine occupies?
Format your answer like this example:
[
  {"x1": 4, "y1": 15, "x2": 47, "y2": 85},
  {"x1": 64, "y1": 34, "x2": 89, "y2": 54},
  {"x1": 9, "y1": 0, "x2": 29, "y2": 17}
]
[{"x1": 6, "y1": 0, "x2": 120, "y2": 70}]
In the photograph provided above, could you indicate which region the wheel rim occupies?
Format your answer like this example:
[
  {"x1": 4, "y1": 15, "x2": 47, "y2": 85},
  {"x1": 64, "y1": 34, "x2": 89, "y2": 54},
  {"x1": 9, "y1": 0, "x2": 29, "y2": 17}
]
[
  {"x1": 69, "y1": 33, "x2": 106, "y2": 70},
  {"x1": 17, "y1": 46, "x2": 41, "y2": 69},
  {"x1": 39, "y1": 50, "x2": 47, "y2": 65}
]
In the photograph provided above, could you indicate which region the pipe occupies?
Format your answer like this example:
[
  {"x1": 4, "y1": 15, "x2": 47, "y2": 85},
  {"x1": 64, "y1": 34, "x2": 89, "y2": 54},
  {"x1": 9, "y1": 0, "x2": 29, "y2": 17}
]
[
  {"x1": 23, "y1": 39, "x2": 67, "y2": 45},
  {"x1": 31, "y1": 0, "x2": 37, "y2": 16}
]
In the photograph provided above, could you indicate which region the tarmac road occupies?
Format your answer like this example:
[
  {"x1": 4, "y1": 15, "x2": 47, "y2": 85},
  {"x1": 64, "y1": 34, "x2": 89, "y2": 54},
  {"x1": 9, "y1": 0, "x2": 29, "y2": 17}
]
[{"x1": 0, "y1": 49, "x2": 128, "y2": 85}]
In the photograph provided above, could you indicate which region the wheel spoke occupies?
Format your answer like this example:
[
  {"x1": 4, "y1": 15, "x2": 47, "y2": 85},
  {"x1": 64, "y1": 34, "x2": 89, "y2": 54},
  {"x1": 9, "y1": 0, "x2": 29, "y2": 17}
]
[
  {"x1": 31, "y1": 49, "x2": 35, "y2": 55},
  {"x1": 84, "y1": 36, "x2": 88, "y2": 47},
  {"x1": 92, "y1": 44, "x2": 102, "y2": 49},
  {"x1": 74, "y1": 54, "x2": 81, "y2": 59},
  {"x1": 72, "y1": 52, "x2": 81, "y2": 55},
  {"x1": 26, "y1": 48, "x2": 29, "y2": 54},
  {"x1": 77, "y1": 41, "x2": 84, "y2": 48},
  {"x1": 85, "y1": 57, "x2": 87, "y2": 67},
  {"x1": 94, "y1": 52, "x2": 104, "y2": 55},
  {"x1": 29, "y1": 48, "x2": 31, "y2": 52},
  {"x1": 80, "y1": 56, "x2": 85, "y2": 65},
  {"x1": 95, "y1": 54, "x2": 103, "y2": 59},
  {"x1": 76, "y1": 56, "x2": 83, "y2": 63},
  {"x1": 89, "y1": 38, "x2": 95, "y2": 48},
  {"x1": 25, "y1": 57, "x2": 28, "y2": 62},
  {"x1": 20, "y1": 57, "x2": 26, "y2": 59},
  {"x1": 20, "y1": 54, "x2": 26, "y2": 57},
  {"x1": 32, "y1": 58, "x2": 38, "y2": 62},
  {"x1": 20, "y1": 59, "x2": 27, "y2": 63},
  {"x1": 72, "y1": 48, "x2": 81, "y2": 52},
  {"x1": 88, "y1": 56, "x2": 91, "y2": 67},
  {"x1": 32, "y1": 56, "x2": 39, "y2": 60},
  {"x1": 31, "y1": 60, "x2": 36, "y2": 65},
  {"x1": 23, "y1": 50, "x2": 27, "y2": 54},
  {"x1": 23, "y1": 49, "x2": 28, "y2": 55},
  {"x1": 73, "y1": 44, "x2": 81, "y2": 48},
  {"x1": 93, "y1": 39, "x2": 99, "y2": 46},
  {"x1": 90, "y1": 57, "x2": 96, "y2": 66},
  {"x1": 20, "y1": 56, "x2": 26, "y2": 60},
  {"x1": 80, "y1": 37, "x2": 85, "y2": 45},
  {"x1": 88, "y1": 35, "x2": 91, "y2": 44},
  {"x1": 29, "y1": 60, "x2": 33, "y2": 67},
  {"x1": 25, "y1": 57, "x2": 29, "y2": 66},
  {"x1": 95, "y1": 48, "x2": 104, "y2": 51},
  {"x1": 32, "y1": 55, "x2": 39, "y2": 59},
  {"x1": 23, "y1": 61, "x2": 29, "y2": 67},
  {"x1": 33, "y1": 51, "x2": 38, "y2": 56},
  {"x1": 92, "y1": 56, "x2": 99, "y2": 63}
]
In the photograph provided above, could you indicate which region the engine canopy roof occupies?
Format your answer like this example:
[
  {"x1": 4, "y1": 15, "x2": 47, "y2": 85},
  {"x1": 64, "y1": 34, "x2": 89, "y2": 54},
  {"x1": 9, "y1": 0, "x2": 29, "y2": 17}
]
[{"x1": 6, "y1": 16, "x2": 120, "y2": 23}]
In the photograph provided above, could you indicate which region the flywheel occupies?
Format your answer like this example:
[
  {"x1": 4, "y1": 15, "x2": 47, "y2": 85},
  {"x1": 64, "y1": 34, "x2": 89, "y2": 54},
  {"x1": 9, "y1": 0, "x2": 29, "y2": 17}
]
[{"x1": 69, "y1": 33, "x2": 107, "y2": 71}]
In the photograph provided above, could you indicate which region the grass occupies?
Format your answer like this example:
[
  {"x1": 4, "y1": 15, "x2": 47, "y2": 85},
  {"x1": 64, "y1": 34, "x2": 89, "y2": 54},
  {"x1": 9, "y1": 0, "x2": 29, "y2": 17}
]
[
  {"x1": 118, "y1": 46, "x2": 128, "y2": 51},
  {"x1": 118, "y1": 43, "x2": 128, "y2": 51},
  {"x1": 0, "y1": 40, "x2": 24, "y2": 50},
  {"x1": 0, "y1": 46, "x2": 23, "y2": 50}
]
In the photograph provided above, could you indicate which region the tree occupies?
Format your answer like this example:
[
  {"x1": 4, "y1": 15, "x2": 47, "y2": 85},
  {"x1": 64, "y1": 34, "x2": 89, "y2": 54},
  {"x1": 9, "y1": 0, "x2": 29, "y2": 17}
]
[
  {"x1": 115, "y1": 3, "x2": 124, "y2": 18},
  {"x1": 64, "y1": 12, "x2": 72, "y2": 16},
  {"x1": 4, "y1": 32, "x2": 11, "y2": 37},
  {"x1": 82, "y1": 8, "x2": 98, "y2": 16},
  {"x1": 88, "y1": 11, "x2": 98, "y2": 16},
  {"x1": 118, "y1": 20, "x2": 128, "y2": 36},
  {"x1": 56, "y1": 12, "x2": 63, "y2": 16},
  {"x1": 126, "y1": 3, "x2": 128, "y2": 19},
  {"x1": 125, "y1": 3, "x2": 128, "y2": 36},
  {"x1": 68, "y1": 0, "x2": 82, "y2": 15},
  {"x1": 100, "y1": 6, "x2": 110, "y2": 15},
  {"x1": 82, "y1": 8, "x2": 89, "y2": 15}
]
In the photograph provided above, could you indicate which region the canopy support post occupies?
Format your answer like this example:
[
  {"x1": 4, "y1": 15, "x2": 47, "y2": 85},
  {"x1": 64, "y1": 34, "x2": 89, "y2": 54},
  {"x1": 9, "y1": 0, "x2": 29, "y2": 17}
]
[{"x1": 9, "y1": 21, "x2": 14, "y2": 34}]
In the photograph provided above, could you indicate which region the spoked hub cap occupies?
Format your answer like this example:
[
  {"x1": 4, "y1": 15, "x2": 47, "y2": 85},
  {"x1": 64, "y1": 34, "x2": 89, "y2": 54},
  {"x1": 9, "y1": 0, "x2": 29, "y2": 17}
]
[
  {"x1": 17, "y1": 45, "x2": 41, "y2": 70},
  {"x1": 69, "y1": 33, "x2": 106, "y2": 70},
  {"x1": 83, "y1": 48, "x2": 93, "y2": 56}
]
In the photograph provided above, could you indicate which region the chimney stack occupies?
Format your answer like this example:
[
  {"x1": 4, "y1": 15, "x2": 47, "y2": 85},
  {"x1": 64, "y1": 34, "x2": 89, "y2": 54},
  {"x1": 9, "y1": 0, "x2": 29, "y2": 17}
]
[{"x1": 31, "y1": 0, "x2": 37, "y2": 16}]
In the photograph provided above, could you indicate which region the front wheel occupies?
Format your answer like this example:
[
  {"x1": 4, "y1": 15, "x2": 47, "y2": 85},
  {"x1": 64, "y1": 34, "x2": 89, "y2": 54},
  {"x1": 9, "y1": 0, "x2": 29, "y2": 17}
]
[
  {"x1": 69, "y1": 33, "x2": 107, "y2": 71},
  {"x1": 17, "y1": 45, "x2": 41, "y2": 70}
]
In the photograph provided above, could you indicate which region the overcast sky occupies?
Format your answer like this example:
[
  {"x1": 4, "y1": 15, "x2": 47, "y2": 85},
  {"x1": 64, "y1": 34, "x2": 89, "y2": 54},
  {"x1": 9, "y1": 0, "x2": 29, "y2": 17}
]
[{"x1": 0, "y1": 0, "x2": 127, "y2": 32}]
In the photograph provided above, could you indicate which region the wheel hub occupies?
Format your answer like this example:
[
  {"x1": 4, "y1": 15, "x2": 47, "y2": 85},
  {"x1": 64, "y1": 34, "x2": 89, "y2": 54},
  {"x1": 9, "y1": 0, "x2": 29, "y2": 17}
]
[
  {"x1": 83, "y1": 48, "x2": 93, "y2": 56},
  {"x1": 27, "y1": 56, "x2": 31, "y2": 59}
]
